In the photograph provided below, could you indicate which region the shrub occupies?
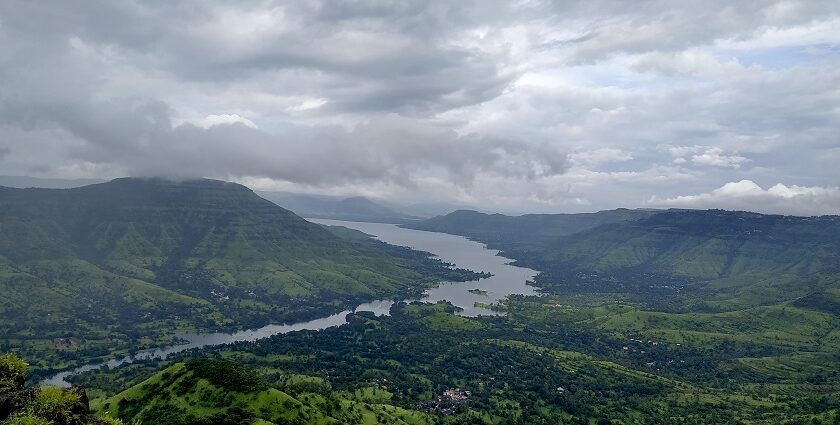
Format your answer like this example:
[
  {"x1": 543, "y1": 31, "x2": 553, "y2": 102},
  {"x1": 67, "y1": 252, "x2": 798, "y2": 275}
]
[
  {"x1": 31, "y1": 386, "x2": 82, "y2": 421},
  {"x1": 184, "y1": 359, "x2": 267, "y2": 393},
  {"x1": 0, "y1": 353, "x2": 28, "y2": 388},
  {"x1": 2, "y1": 412, "x2": 53, "y2": 425},
  {"x1": 0, "y1": 353, "x2": 123, "y2": 425}
]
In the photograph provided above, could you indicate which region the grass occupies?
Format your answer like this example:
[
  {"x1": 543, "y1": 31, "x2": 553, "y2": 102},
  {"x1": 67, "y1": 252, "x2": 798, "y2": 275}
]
[
  {"x1": 100, "y1": 362, "x2": 436, "y2": 425},
  {"x1": 591, "y1": 304, "x2": 840, "y2": 351},
  {"x1": 418, "y1": 313, "x2": 483, "y2": 331}
]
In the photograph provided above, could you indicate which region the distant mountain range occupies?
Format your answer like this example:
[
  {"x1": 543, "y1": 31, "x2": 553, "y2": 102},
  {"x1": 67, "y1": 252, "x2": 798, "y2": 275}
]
[
  {"x1": 0, "y1": 175, "x2": 107, "y2": 189},
  {"x1": 257, "y1": 191, "x2": 422, "y2": 224},
  {"x1": 405, "y1": 208, "x2": 657, "y2": 247}
]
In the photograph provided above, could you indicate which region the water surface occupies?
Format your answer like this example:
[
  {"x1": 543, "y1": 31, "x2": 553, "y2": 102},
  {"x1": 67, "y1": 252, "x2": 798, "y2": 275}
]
[{"x1": 313, "y1": 219, "x2": 538, "y2": 316}]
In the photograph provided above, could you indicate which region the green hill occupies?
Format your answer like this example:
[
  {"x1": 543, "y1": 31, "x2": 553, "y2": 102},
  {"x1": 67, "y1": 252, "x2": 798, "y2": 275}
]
[
  {"x1": 522, "y1": 210, "x2": 840, "y2": 309},
  {"x1": 408, "y1": 208, "x2": 840, "y2": 310},
  {"x1": 100, "y1": 359, "x2": 434, "y2": 425},
  {"x1": 0, "y1": 178, "x2": 477, "y2": 372}
]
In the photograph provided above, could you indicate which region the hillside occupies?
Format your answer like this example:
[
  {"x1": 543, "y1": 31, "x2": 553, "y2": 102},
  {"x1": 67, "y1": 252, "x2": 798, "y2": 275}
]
[
  {"x1": 257, "y1": 191, "x2": 420, "y2": 224},
  {"x1": 100, "y1": 358, "x2": 434, "y2": 425},
  {"x1": 0, "y1": 178, "x2": 479, "y2": 372},
  {"x1": 514, "y1": 210, "x2": 840, "y2": 309},
  {"x1": 407, "y1": 209, "x2": 840, "y2": 308}
]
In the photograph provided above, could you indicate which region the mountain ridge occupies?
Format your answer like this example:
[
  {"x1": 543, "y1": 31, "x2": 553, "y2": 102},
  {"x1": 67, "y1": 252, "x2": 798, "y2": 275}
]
[{"x1": 0, "y1": 178, "x2": 478, "y2": 372}]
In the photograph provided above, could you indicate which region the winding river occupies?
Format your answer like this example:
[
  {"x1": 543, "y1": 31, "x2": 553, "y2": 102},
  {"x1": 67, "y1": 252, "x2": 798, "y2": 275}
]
[{"x1": 43, "y1": 220, "x2": 538, "y2": 386}]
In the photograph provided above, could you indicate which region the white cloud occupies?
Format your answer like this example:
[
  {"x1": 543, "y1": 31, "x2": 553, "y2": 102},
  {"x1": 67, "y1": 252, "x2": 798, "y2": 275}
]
[
  {"x1": 570, "y1": 148, "x2": 633, "y2": 167},
  {"x1": 286, "y1": 98, "x2": 328, "y2": 112},
  {"x1": 648, "y1": 180, "x2": 840, "y2": 216},
  {"x1": 690, "y1": 147, "x2": 750, "y2": 168},
  {"x1": 630, "y1": 50, "x2": 749, "y2": 77},
  {"x1": 662, "y1": 146, "x2": 750, "y2": 168},
  {"x1": 196, "y1": 114, "x2": 258, "y2": 129}
]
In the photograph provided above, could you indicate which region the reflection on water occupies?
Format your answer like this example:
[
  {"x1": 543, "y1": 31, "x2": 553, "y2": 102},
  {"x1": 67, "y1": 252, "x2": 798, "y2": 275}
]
[{"x1": 43, "y1": 220, "x2": 537, "y2": 386}]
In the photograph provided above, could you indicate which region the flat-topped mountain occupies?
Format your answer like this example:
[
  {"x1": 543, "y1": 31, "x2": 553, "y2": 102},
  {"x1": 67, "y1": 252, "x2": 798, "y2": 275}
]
[
  {"x1": 0, "y1": 178, "x2": 472, "y2": 371},
  {"x1": 406, "y1": 208, "x2": 840, "y2": 310}
]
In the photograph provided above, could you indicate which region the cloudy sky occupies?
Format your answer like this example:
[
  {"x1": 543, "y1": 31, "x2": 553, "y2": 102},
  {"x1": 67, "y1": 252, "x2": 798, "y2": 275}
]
[{"x1": 1, "y1": 1, "x2": 839, "y2": 215}]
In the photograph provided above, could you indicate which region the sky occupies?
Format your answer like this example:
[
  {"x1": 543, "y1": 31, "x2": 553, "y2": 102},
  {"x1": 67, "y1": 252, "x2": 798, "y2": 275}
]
[{"x1": 0, "y1": 1, "x2": 839, "y2": 215}]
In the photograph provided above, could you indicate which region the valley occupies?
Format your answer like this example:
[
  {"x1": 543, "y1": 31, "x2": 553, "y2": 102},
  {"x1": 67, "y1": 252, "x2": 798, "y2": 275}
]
[
  {"x1": 4, "y1": 2, "x2": 837, "y2": 423},
  {"x1": 42, "y1": 219, "x2": 533, "y2": 387},
  {"x1": 2, "y1": 182, "x2": 839, "y2": 424},
  {"x1": 0, "y1": 179, "x2": 482, "y2": 376}
]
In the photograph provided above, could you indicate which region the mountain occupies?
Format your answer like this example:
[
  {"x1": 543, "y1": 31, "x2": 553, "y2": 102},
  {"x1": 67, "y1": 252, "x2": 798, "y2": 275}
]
[
  {"x1": 536, "y1": 209, "x2": 840, "y2": 277},
  {"x1": 403, "y1": 208, "x2": 656, "y2": 249},
  {"x1": 0, "y1": 175, "x2": 106, "y2": 189},
  {"x1": 526, "y1": 209, "x2": 840, "y2": 308},
  {"x1": 381, "y1": 200, "x2": 481, "y2": 219},
  {"x1": 0, "y1": 178, "x2": 475, "y2": 371},
  {"x1": 409, "y1": 208, "x2": 840, "y2": 310},
  {"x1": 257, "y1": 191, "x2": 421, "y2": 224}
]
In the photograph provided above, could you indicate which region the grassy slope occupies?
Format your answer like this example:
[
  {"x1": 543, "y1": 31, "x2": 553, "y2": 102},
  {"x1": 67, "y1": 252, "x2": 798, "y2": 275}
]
[{"x1": 101, "y1": 362, "x2": 434, "y2": 425}]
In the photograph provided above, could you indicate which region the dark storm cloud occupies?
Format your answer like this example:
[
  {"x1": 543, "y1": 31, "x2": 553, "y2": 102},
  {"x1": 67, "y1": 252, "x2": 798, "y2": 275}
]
[
  {"x1": 0, "y1": 0, "x2": 522, "y2": 115},
  {"x1": 0, "y1": 85, "x2": 567, "y2": 187},
  {"x1": 0, "y1": 0, "x2": 556, "y2": 188}
]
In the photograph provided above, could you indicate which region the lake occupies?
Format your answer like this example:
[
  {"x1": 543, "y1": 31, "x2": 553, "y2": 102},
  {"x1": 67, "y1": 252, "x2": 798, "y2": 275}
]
[{"x1": 43, "y1": 220, "x2": 538, "y2": 386}]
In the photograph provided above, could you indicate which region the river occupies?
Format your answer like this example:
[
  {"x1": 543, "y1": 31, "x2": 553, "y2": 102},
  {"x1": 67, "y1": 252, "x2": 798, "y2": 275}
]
[{"x1": 43, "y1": 219, "x2": 538, "y2": 386}]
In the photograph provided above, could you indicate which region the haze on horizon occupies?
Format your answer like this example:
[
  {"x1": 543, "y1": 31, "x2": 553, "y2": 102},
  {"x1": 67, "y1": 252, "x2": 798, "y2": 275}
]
[{"x1": 1, "y1": 1, "x2": 838, "y2": 216}]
